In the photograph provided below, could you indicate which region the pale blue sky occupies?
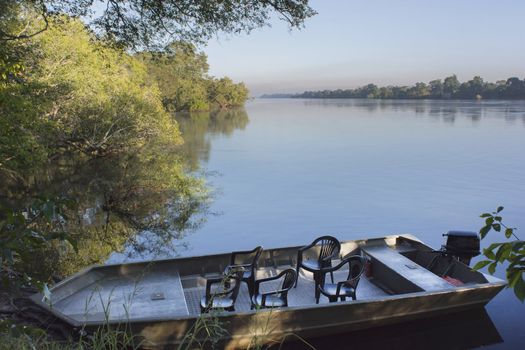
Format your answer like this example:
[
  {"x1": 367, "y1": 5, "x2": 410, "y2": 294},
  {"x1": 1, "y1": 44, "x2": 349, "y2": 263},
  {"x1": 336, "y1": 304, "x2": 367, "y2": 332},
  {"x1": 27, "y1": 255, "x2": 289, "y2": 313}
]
[{"x1": 204, "y1": 0, "x2": 525, "y2": 96}]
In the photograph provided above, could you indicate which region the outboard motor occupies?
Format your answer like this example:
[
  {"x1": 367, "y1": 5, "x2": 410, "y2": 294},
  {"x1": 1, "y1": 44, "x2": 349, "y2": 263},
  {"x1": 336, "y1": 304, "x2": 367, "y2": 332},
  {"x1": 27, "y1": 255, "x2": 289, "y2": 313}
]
[{"x1": 442, "y1": 230, "x2": 480, "y2": 266}]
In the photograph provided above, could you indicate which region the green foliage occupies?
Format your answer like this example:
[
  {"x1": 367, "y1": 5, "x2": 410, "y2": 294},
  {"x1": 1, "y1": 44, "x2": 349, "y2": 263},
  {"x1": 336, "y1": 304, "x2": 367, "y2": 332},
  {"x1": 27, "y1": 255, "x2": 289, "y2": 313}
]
[
  {"x1": 0, "y1": 197, "x2": 77, "y2": 289},
  {"x1": 295, "y1": 75, "x2": 525, "y2": 100},
  {"x1": 208, "y1": 78, "x2": 250, "y2": 109},
  {"x1": 138, "y1": 43, "x2": 249, "y2": 112},
  {"x1": 1, "y1": 8, "x2": 210, "y2": 281},
  {"x1": 473, "y1": 207, "x2": 525, "y2": 301},
  {"x1": 2, "y1": 1, "x2": 316, "y2": 48}
]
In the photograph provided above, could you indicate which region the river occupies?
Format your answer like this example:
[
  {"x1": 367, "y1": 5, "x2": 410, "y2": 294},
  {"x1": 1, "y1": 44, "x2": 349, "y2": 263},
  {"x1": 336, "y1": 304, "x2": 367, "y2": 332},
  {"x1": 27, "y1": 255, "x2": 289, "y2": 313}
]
[{"x1": 110, "y1": 98, "x2": 525, "y2": 348}]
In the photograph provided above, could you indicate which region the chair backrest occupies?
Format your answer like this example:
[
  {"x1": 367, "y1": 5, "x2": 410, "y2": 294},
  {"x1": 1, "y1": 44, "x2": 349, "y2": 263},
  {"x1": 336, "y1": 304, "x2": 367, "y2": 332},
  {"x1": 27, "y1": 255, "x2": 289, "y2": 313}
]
[
  {"x1": 280, "y1": 269, "x2": 297, "y2": 292},
  {"x1": 344, "y1": 256, "x2": 365, "y2": 289},
  {"x1": 312, "y1": 235, "x2": 341, "y2": 263},
  {"x1": 209, "y1": 269, "x2": 245, "y2": 302},
  {"x1": 231, "y1": 246, "x2": 263, "y2": 268}
]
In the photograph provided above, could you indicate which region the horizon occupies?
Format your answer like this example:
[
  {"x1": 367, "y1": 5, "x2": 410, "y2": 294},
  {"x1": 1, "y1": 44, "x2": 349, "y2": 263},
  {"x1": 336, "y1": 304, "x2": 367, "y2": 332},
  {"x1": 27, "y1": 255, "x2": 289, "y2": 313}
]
[{"x1": 203, "y1": 0, "x2": 525, "y2": 97}]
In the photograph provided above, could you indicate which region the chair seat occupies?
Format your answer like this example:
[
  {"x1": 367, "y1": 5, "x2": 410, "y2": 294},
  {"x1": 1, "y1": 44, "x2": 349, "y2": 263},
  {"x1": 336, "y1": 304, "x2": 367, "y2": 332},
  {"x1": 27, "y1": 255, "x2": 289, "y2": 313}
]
[
  {"x1": 200, "y1": 296, "x2": 235, "y2": 310},
  {"x1": 319, "y1": 283, "x2": 356, "y2": 297},
  {"x1": 251, "y1": 294, "x2": 287, "y2": 308}
]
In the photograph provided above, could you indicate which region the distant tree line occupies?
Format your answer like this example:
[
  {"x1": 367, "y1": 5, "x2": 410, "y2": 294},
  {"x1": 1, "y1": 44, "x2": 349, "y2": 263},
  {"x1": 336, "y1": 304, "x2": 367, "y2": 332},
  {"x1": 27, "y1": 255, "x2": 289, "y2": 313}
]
[{"x1": 293, "y1": 75, "x2": 525, "y2": 100}]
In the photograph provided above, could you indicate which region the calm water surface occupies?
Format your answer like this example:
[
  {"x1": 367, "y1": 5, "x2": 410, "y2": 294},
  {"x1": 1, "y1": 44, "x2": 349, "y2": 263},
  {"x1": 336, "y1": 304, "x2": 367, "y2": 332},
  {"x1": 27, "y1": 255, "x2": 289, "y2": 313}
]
[{"x1": 111, "y1": 99, "x2": 525, "y2": 348}]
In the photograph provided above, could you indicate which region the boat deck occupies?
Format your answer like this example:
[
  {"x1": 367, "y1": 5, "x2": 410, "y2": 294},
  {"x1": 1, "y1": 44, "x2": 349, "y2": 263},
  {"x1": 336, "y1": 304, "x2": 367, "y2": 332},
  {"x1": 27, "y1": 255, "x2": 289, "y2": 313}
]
[
  {"x1": 184, "y1": 267, "x2": 390, "y2": 315},
  {"x1": 52, "y1": 265, "x2": 390, "y2": 322}
]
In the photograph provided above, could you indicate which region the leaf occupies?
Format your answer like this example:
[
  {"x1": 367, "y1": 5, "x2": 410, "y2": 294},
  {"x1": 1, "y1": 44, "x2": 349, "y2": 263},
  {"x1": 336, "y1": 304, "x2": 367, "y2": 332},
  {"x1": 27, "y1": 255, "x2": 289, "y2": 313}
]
[
  {"x1": 497, "y1": 206, "x2": 504, "y2": 213},
  {"x1": 485, "y1": 217, "x2": 494, "y2": 226},
  {"x1": 514, "y1": 274, "x2": 525, "y2": 302},
  {"x1": 472, "y1": 260, "x2": 491, "y2": 270},
  {"x1": 488, "y1": 262, "x2": 497, "y2": 275},
  {"x1": 480, "y1": 225, "x2": 491, "y2": 239},
  {"x1": 480, "y1": 213, "x2": 492, "y2": 218},
  {"x1": 492, "y1": 223, "x2": 501, "y2": 232},
  {"x1": 494, "y1": 216, "x2": 502, "y2": 222},
  {"x1": 505, "y1": 228, "x2": 514, "y2": 239},
  {"x1": 495, "y1": 243, "x2": 511, "y2": 262},
  {"x1": 512, "y1": 241, "x2": 525, "y2": 252},
  {"x1": 483, "y1": 248, "x2": 496, "y2": 260}
]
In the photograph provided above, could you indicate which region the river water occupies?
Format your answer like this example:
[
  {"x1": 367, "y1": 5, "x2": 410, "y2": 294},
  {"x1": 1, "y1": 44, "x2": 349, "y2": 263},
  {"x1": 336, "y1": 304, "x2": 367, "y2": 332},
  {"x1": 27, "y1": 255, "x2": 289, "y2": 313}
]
[{"x1": 111, "y1": 98, "x2": 525, "y2": 348}]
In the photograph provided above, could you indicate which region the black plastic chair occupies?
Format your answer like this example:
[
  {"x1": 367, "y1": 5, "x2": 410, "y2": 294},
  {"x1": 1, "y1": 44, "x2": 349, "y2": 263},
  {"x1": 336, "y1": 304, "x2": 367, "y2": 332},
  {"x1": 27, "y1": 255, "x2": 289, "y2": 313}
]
[
  {"x1": 224, "y1": 246, "x2": 263, "y2": 298},
  {"x1": 295, "y1": 236, "x2": 341, "y2": 301},
  {"x1": 251, "y1": 269, "x2": 297, "y2": 309},
  {"x1": 200, "y1": 269, "x2": 244, "y2": 313},
  {"x1": 317, "y1": 255, "x2": 364, "y2": 304}
]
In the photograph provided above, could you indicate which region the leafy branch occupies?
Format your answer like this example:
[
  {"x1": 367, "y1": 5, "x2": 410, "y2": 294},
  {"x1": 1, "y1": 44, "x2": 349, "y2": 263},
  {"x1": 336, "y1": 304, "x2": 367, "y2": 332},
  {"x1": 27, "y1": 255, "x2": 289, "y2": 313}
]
[
  {"x1": 473, "y1": 206, "x2": 525, "y2": 301},
  {"x1": 0, "y1": 197, "x2": 78, "y2": 293}
]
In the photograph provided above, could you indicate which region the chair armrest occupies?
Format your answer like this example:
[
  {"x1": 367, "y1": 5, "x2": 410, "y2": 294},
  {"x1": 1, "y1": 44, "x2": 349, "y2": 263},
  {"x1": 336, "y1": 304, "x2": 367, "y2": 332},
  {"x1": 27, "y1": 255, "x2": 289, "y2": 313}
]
[
  {"x1": 205, "y1": 277, "x2": 225, "y2": 297},
  {"x1": 259, "y1": 289, "x2": 287, "y2": 305},
  {"x1": 205, "y1": 276, "x2": 237, "y2": 297},
  {"x1": 254, "y1": 274, "x2": 278, "y2": 294},
  {"x1": 319, "y1": 258, "x2": 349, "y2": 273},
  {"x1": 298, "y1": 242, "x2": 316, "y2": 253}
]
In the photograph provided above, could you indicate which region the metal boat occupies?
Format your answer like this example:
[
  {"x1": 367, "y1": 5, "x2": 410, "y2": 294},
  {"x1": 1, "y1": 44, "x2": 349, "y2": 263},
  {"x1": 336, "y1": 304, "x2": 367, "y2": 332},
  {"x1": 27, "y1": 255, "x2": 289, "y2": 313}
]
[{"x1": 30, "y1": 234, "x2": 505, "y2": 349}]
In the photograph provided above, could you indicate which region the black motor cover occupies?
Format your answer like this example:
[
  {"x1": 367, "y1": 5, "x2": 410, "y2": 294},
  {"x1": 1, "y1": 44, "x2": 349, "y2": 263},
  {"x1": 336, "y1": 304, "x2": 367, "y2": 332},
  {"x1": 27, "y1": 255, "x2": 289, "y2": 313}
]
[{"x1": 442, "y1": 230, "x2": 481, "y2": 265}]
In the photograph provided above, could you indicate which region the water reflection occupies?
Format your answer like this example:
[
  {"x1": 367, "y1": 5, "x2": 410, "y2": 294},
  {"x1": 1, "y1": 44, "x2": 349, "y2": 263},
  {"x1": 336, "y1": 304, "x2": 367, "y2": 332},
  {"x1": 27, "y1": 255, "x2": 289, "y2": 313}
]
[
  {"x1": 175, "y1": 108, "x2": 249, "y2": 170},
  {"x1": 274, "y1": 307, "x2": 502, "y2": 350},
  {"x1": 302, "y1": 98, "x2": 525, "y2": 124},
  {"x1": 1, "y1": 141, "x2": 209, "y2": 278},
  {"x1": 108, "y1": 108, "x2": 250, "y2": 262}
]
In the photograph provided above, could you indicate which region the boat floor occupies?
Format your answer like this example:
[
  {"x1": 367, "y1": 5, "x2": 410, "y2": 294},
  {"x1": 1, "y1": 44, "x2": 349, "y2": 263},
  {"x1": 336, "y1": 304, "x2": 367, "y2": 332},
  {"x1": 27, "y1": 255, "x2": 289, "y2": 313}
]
[
  {"x1": 52, "y1": 265, "x2": 390, "y2": 322},
  {"x1": 184, "y1": 269, "x2": 389, "y2": 315}
]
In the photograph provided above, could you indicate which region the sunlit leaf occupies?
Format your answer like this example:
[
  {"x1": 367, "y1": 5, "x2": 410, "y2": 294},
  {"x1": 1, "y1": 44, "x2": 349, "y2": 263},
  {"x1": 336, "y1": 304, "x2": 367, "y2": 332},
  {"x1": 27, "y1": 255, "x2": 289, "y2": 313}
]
[
  {"x1": 472, "y1": 260, "x2": 491, "y2": 270},
  {"x1": 488, "y1": 262, "x2": 497, "y2": 275},
  {"x1": 484, "y1": 248, "x2": 496, "y2": 260},
  {"x1": 480, "y1": 225, "x2": 491, "y2": 239}
]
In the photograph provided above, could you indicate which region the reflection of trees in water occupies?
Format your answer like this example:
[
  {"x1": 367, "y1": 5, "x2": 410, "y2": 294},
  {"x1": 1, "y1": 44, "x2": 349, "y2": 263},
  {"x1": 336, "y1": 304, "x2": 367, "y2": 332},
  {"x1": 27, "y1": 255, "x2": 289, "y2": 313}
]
[
  {"x1": 1, "y1": 143, "x2": 210, "y2": 278},
  {"x1": 175, "y1": 107, "x2": 250, "y2": 170},
  {"x1": 302, "y1": 99, "x2": 525, "y2": 124}
]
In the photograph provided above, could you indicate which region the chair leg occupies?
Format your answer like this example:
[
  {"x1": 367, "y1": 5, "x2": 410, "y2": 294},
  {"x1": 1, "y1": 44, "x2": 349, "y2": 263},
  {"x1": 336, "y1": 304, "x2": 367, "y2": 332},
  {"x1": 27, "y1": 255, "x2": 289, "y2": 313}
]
[
  {"x1": 246, "y1": 279, "x2": 254, "y2": 298},
  {"x1": 295, "y1": 252, "x2": 301, "y2": 287},
  {"x1": 328, "y1": 296, "x2": 337, "y2": 303},
  {"x1": 340, "y1": 297, "x2": 346, "y2": 302},
  {"x1": 314, "y1": 272, "x2": 323, "y2": 303},
  {"x1": 330, "y1": 271, "x2": 334, "y2": 283}
]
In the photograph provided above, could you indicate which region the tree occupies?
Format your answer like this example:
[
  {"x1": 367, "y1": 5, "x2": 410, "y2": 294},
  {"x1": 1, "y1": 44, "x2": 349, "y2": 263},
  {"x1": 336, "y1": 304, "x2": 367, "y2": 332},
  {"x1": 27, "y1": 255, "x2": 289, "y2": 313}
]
[
  {"x1": 474, "y1": 207, "x2": 525, "y2": 301},
  {"x1": 443, "y1": 74, "x2": 460, "y2": 97},
  {"x1": 1, "y1": 0, "x2": 317, "y2": 48},
  {"x1": 429, "y1": 79, "x2": 443, "y2": 98}
]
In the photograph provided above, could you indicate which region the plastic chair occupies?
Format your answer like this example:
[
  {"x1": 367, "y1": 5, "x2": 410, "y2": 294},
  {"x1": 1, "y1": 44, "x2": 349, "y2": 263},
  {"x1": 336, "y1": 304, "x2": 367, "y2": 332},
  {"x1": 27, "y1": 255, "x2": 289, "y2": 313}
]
[
  {"x1": 295, "y1": 235, "x2": 341, "y2": 301},
  {"x1": 317, "y1": 255, "x2": 364, "y2": 304},
  {"x1": 224, "y1": 246, "x2": 263, "y2": 298},
  {"x1": 200, "y1": 269, "x2": 244, "y2": 313},
  {"x1": 251, "y1": 269, "x2": 297, "y2": 309}
]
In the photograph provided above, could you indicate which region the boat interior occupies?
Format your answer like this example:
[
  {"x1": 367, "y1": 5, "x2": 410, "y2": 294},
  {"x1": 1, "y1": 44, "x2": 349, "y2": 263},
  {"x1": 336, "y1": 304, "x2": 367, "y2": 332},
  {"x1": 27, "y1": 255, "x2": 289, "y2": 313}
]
[{"x1": 43, "y1": 235, "x2": 494, "y2": 324}]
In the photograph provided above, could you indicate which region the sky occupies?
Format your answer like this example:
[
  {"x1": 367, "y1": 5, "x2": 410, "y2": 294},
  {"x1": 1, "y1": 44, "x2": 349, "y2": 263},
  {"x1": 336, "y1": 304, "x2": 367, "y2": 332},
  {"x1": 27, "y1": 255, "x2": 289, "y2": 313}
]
[{"x1": 203, "y1": 0, "x2": 525, "y2": 96}]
